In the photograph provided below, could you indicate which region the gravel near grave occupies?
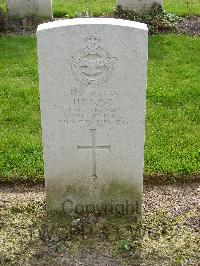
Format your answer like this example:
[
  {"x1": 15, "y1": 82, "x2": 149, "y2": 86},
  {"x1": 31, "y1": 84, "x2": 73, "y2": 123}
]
[{"x1": 0, "y1": 182, "x2": 199, "y2": 265}]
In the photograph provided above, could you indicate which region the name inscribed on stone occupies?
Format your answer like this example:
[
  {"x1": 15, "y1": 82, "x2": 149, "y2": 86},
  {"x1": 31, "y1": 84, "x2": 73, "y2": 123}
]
[{"x1": 56, "y1": 35, "x2": 129, "y2": 128}]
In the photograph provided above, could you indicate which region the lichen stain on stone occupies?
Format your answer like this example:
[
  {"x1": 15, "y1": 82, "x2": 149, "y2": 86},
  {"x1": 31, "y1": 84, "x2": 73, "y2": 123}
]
[
  {"x1": 46, "y1": 178, "x2": 142, "y2": 216},
  {"x1": 46, "y1": 183, "x2": 91, "y2": 212},
  {"x1": 100, "y1": 180, "x2": 141, "y2": 202}
]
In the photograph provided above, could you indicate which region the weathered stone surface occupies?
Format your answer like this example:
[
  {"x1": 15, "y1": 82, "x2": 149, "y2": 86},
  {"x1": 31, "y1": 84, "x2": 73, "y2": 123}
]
[
  {"x1": 37, "y1": 18, "x2": 148, "y2": 215},
  {"x1": 116, "y1": 0, "x2": 163, "y2": 14},
  {"x1": 7, "y1": 0, "x2": 52, "y2": 18}
]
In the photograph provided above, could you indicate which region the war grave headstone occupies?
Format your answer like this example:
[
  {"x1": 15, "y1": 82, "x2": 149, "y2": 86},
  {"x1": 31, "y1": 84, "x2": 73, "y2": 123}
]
[
  {"x1": 116, "y1": 0, "x2": 163, "y2": 14},
  {"x1": 7, "y1": 0, "x2": 52, "y2": 18},
  {"x1": 37, "y1": 18, "x2": 148, "y2": 215}
]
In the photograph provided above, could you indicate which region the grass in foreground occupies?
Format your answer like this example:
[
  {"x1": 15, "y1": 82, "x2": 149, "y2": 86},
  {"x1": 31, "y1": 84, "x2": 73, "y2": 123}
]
[
  {"x1": 0, "y1": 34, "x2": 199, "y2": 181},
  {"x1": 146, "y1": 35, "x2": 200, "y2": 177},
  {"x1": 0, "y1": 37, "x2": 43, "y2": 180},
  {"x1": 1, "y1": 0, "x2": 200, "y2": 17}
]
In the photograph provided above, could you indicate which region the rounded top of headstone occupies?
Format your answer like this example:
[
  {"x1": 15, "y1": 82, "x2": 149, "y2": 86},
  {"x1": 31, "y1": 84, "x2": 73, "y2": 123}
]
[{"x1": 37, "y1": 18, "x2": 148, "y2": 33}]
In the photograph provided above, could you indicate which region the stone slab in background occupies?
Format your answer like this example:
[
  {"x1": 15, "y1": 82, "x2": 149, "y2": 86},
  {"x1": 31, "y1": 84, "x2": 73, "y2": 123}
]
[
  {"x1": 7, "y1": 0, "x2": 52, "y2": 18},
  {"x1": 116, "y1": 0, "x2": 163, "y2": 14},
  {"x1": 37, "y1": 18, "x2": 148, "y2": 215}
]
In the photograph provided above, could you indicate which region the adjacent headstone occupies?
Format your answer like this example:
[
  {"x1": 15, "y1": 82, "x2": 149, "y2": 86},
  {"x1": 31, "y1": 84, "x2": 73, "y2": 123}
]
[
  {"x1": 116, "y1": 0, "x2": 163, "y2": 14},
  {"x1": 7, "y1": 0, "x2": 52, "y2": 18},
  {"x1": 37, "y1": 18, "x2": 148, "y2": 215}
]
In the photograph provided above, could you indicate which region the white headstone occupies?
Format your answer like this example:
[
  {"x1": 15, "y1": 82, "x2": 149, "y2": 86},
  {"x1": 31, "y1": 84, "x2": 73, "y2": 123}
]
[
  {"x1": 7, "y1": 0, "x2": 52, "y2": 18},
  {"x1": 37, "y1": 18, "x2": 148, "y2": 215},
  {"x1": 116, "y1": 0, "x2": 163, "y2": 14}
]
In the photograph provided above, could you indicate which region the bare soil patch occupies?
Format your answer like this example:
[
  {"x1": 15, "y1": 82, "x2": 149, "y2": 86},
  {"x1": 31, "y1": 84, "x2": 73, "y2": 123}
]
[{"x1": 175, "y1": 16, "x2": 200, "y2": 36}]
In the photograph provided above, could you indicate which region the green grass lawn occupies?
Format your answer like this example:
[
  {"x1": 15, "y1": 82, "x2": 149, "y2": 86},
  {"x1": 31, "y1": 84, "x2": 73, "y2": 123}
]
[
  {"x1": 53, "y1": 0, "x2": 114, "y2": 17},
  {"x1": 164, "y1": 0, "x2": 200, "y2": 16},
  {"x1": 0, "y1": 37, "x2": 43, "y2": 180},
  {"x1": 0, "y1": 35, "x2": 199, "y2": 181},
  {"x1": 1, "y1": 0, "x2": 200, "y2": 17}
]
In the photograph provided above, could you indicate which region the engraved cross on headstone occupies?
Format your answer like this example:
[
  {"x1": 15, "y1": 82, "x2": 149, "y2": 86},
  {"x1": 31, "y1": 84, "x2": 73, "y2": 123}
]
[{"x1": 77, "y1": 129, "x2": 110, "y2": 179}]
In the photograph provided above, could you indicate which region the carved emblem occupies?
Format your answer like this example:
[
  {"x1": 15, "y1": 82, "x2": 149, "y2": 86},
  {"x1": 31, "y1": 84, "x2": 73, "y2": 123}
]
[{"x1": 70, "y1": 36, "x2": 117, "y2": 87}]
